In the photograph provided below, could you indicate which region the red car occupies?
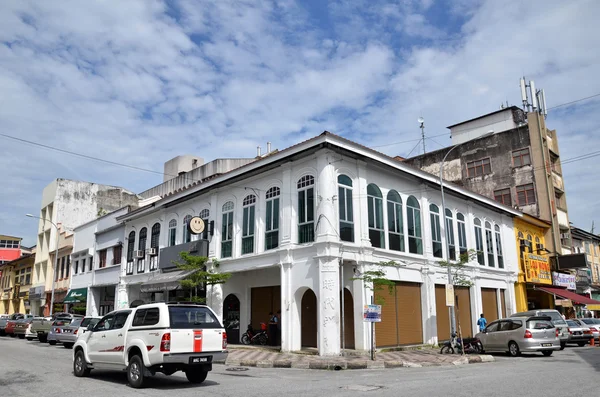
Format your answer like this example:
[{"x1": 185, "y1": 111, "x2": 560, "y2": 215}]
[{"x1": 5, "y1": 319, "x2": 18, "y2": 337}]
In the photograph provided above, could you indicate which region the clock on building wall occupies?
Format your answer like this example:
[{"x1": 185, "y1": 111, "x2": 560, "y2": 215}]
[{"x1": 188, "y1": 216, "x2": 205, "y2": 235}]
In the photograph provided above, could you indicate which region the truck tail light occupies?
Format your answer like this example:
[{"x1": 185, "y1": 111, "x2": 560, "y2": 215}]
[
  {"x1": 74, "y1": 329, "x2": 78, "y2": 335},
  {"x1": 584, "y1": 330, "x2": 592, "y2": 335},
  {"x1": 160, "y1": 332, "x2": 171, "y2": 352},
  {"x1": 590, "y1": 327, "x2": 598, "y2": 332},
  {"x1": 568, "y1": 328, "x2": 572, "y2": 335},
  {"x1": 222, "y1": 332, "x2": 227, "y2": 350},
  {"x1": 555, "y1": 329, "x2": 559, "y2": 337},
  {"x1": 524, "y1": 330, "x2": 533, "y2": 339}
]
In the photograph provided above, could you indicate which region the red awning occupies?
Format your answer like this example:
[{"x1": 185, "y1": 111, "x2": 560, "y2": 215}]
[{"x1": 537, "y1": 286, "x2": 600, "y2": 305}]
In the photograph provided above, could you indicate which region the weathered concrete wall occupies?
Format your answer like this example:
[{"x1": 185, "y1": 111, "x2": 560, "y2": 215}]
[
  {"x1": 405, "y1": 127, "x2": 537, "y2": 216},
  {"x1": 163, "y1": 155, "x2": 204, "y2": 182}
]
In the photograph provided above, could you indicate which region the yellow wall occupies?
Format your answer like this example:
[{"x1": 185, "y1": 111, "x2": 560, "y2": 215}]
[{"x1": 513, "y1": 217, "x2": 551, "y2": 312}]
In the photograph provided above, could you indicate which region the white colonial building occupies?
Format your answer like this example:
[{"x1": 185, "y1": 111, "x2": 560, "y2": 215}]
[{"x1": 111, "y1": 132, "x2": 521, "y2": 356}]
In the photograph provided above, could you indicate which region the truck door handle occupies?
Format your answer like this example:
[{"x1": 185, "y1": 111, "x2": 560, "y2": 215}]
[
  {"x1": 118, "y1": 333, "x2": 123, "y2": 337},
  {"x1": 102, "y1": 334, "x2": 106, "y2": 338}
]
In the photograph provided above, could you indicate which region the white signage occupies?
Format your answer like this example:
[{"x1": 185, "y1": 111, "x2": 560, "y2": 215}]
[
  {"x1": 445, "y1": 284, "x2": 455, "y2": 307},
  {"x1": 552, "y1": 272, "x2": 576, "y2": 290},
  {"x1": 188, "y1": 217, "x2": 205, "y2": 235}
]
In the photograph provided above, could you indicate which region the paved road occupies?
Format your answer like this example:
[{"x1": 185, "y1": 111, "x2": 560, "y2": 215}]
[{"x1": 1, "y1": 337, "x2": 599, "y2": 397}]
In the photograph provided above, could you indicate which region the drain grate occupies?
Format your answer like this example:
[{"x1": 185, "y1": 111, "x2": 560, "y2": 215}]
[
  {"x1": 341, "y1": 385, "x2": 383, "y2": 392},
  {"x1": 226, "y1": 367, "x2": 250, "y2": 372}
]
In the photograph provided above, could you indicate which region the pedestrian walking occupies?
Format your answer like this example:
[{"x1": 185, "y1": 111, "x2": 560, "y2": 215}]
[
  {"x1": 268, "y1": 311, "x2": 278, "y2": 346},
  {"x1": 477, "y1": 313, "x2": 487, "y2": 332}
]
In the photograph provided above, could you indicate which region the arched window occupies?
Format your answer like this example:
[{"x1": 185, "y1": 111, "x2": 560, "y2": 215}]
[
  {"x1": 297, "y1": 175, "x2": 315, "y2": 243},
  {"x1": 137, "y1": 227, "x2": 147, "y2": 273},
  {"x1": 221, "y1": 201, "x2": 234, "y2": 258},
  {"x1": 445, "y1": 209, "x2": 456, "y2": 260},
  {"x1": 265, "y1": 187, "x2": 280, "y2": 250},
  {"x1": 338, "y1": 175, "x2": 354, "y2": 242},
  {"x1": 200, "y1": 209, "x2": 210, "y2": 240},
  {"x1": 535, "y1": 236, "x2": 543, "y2": 253},
  {"x1": 150, "y1": 223, "x2": 160, "y2": 271},
  {"x1": 182, "y1": 215, "x2": 192, "y2": 244},
  {"x1": 527, "y1": 234, "x2": 533, "y2": 253},
  {"x1": 457, "y1": 213, "x2": 467, "y2": 257},
  {"x1": 126, "y1": 231, "x2": 135, "y2": 275},
  {"x1": 387, "y1": 190, "x2": 404, "y2": 252},
  {"x1": 474, "y1": 219, "x2": 484, "y2": 265},
  {"x1": 168, "y1": 219, "x2": 177, "y2": 247},
  {"x1": 367, "y1": 184, "x2": 384, "y2": 248},
  {"x1": 485, "y1": 221, "x2": 494, "y2": 267},
  {"x1": 495, "y1": 225, "x2": 504, "y2": 269},
  {"x1": 430, "y1": 204, "x2": 442, "y2": 258},
  {"x1": 407, "y1": 196, "x2": 423, "y2": 254},
  {"x1": 242, "y1": 195, "x2": 256, "y2": 254}
]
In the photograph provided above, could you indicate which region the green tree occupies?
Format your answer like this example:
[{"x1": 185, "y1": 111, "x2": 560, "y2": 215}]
[
  {"x1": 437, "y1": 249, "x2": 476, "y2": 287},
  {"x1": 352, "y1": 261, "x2": 403, "y2": 305},
  {"x1": 174, "y1": 252, "x2": 231, "y2": 304}
]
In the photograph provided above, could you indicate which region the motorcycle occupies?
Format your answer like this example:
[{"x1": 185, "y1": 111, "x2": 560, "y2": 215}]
[
  {"x1": 440, "y1": 333, "x2": 483, "y2": 354},
  {"x1": 241, "y1": 323, "x2": 268, "y2": 345}
]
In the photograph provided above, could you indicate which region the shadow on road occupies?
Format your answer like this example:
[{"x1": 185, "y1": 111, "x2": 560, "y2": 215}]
[
  {"x1": 572, "y1": 347, "x2": 600, "y2": 372},
  {"x1": 81, "y1": 370, "x2": 220, "y2": 389}
]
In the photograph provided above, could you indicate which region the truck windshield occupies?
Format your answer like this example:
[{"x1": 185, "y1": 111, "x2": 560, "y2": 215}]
[
  {"x1": 168, "y1": 306, "x2": 221, "y2": 329},
  {"x1": 544, "y1": 311, "x2": 566, "y2": 325}
]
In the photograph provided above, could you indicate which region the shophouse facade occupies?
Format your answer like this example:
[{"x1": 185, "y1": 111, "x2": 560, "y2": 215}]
[
  {"x1": 0, "y1": 251, "x2": 35, "y2": 314},
  {"x1": 115, "y1": 132, "x2": 521, "y2": 356}
]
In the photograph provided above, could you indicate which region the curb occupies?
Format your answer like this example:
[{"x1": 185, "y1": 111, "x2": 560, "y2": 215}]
[{"x1": 223, "y1": 354, "x2": 494, "y2": 370}]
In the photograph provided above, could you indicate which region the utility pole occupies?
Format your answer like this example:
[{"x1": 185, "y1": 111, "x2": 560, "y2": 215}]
[{"x1": 418, "y1": 117, "x2": 426, "y2": 155}]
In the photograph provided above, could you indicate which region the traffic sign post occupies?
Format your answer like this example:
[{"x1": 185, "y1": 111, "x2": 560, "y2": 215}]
[{"x1": 364, "y1": 301, "x2": 382, "y2": 360}]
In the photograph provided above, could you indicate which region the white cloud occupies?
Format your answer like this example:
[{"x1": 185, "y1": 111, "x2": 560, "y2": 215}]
[{"x1": 0, "y1": 0, "x2": 598, "y2": 245}]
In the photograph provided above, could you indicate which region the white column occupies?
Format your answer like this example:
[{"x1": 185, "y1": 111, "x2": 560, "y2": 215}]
[
  {"x1": 353, "y1": 262, "x2": 369, "y2": 351},
  {"x1": 318, "y1": 256, "x2": 341, "y2": 356},
  {"x1": 420, "y1": 188, "x2": 433, "y2": 259},
  {"x1": 316, "y1": 151, "x2": 337, "y2": 240},
  {"x1": 496, "y1": 288, "x2": 503, "y2": 318},
  {"x1": 471, "y1": 276, "x2": 482, "y2": 335},
  {"x1": 280, "y1": 262, "x2": 293, "y2": 352},
  {"x1": 421, "y1": 266, "x2": 437, "y2": 345},
  {"x1": 280, "y1": 164, "x2": 293, "y2": 246},
  {"x1": 356, "y1": 161, "x2": 371, "y2": 246},
  {"x1": 116, "y1": 283, "x2": 128, "y2": 310}
]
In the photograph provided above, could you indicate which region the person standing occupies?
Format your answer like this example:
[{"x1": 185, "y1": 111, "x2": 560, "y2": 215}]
[
  {"x1": 268, "y1": 312, "x2": 278, "y2": 346},
  {"x1": 477, "y1": 313, "x2": 487, "y2": 332}
]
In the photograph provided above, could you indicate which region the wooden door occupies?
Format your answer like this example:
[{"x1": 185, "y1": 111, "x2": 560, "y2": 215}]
[
  {"x1": 396, "y1": 282, "x2": 423, "y2": 345},
  {"x1": 435, "y1": 285, "x2": 450, "y2": 341},
  {"x1": 500, "y1": 289, "x2": 507, "y2": 318},
  {"x1": 455, "y1": 287, "x2": 473, "y2": 338},
  {"x1": 341, "y1": 288, "x2": 355, "y2": 349},
  {"x1": 481, "y1": 288, "x2": 498, "y2": 323},
  {"x1": 375, "y1": 286, "x2": 398, "y2": 347},
  {"x1": 301, "y1": 289, "x2": 317, "y2": 348}
]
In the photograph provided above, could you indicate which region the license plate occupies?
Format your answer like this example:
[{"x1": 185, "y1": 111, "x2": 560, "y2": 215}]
[
  {"x1": 541, "y1": 343, "x2": 552, "y2": 347},
  {"x1": 189, "y1": 356, "x2": 210, "y2": 364}
]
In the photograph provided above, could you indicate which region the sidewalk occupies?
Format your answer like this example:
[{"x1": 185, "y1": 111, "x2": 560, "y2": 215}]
[{"x1": 220, "y1": 346, "x2": 495, "y2": 370}]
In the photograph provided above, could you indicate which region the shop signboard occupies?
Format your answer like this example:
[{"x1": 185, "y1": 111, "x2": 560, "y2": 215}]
[
  {"x1": 555, "y1": 299, "x2": 573, "y2": 307},
  {"x1": 525, "y1": 254, "x2": 552, "y2": 284},
  {"x1": 552, "y1": 272, "x2": 576, "y2": 290}
]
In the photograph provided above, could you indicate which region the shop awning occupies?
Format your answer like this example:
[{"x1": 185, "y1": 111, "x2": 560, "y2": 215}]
[
  {"x1": 139, "y1": 269, "x2": 197, "y2": 293},
  {"x1": 536, "y1": 286, "x2": 600, "y2": 305},
  {"x1": 63, "y1": 288, "x2": 88, "y2": 303}
]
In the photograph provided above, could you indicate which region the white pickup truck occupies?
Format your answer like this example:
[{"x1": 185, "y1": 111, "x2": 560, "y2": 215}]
[{"x1": 72, "y1": 302, "x2": 228, "y2": 388}]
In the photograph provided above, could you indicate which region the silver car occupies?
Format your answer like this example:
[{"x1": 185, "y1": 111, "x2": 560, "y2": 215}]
[
  {"x1": 565, "y1": 319, "x2": 593, "y2": 346},
  {"x1": 54, "y1": 317, "x2": 101, "y2": 349},
  {"x1": 511, "y1": 309, "x2": 569, "y2": 350},
  {"x1": 574, "y1": 318, "x2": 600, "y2": 341},
  {"x1": 476, "y1": 316, "x2": 560, "y2": 357}
]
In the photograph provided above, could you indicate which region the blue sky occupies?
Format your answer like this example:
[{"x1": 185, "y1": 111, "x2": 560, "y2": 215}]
[{"x1": 1, "y1": 0, "x2": 599, "y2": 246}]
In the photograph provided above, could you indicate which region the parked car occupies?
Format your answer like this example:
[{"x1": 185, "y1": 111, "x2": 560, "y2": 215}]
[
  {"x1": 73, "y1": 303, "x2": 228, "y2": 388},
  {"x1": 55, "y1": 317, "x2": 101, "y2": 349},
  {"x1": 565, "y1": 319, "x2": 593, "y2": 346},
  {"x1": 14, "y1": 317, "x2": 41, "y2": 340},
  {"x1": 511, "y1": 309, "x2": 569, "y2": 349},
  {"x1": 4, "y1": 319, "x2": 19, "y2": 337},
  {"x1": 476, "y1": 316, "x2": 560, "y2": 357},
  {"x1": 0, "y1": 313, "x2": 24, "y2": 336},
  {"x1": 48, "y1": 318, "x2": 77, "y2": 345},
  {"x1": 32, "y1": 313, "x2": 82, "y2": 343},
  {"x1": 574, "y1": 318, "x2": 600, "y2": 341}
]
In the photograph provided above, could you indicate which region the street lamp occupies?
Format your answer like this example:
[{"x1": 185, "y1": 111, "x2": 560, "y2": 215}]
[
  {"x1": 26, "y1": 213, "x2": 60, "y2": 316},
  {"x1": 439, "y1": 132, "x2": 493, "y2": 343}
]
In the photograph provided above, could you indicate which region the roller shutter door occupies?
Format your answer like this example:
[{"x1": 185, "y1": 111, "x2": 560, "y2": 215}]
[
  {"x1": 375, "y1": 286, "x2": 398, "y2": 347},
  {"x1": 435, "y1": 285, "x2": 450, "y2": 341},
  {"x1": 481, "y1": 288, "x2": 498, "y2": 323},
  {"x1": 435, "y1": 286, "x2": 472, "y2": 340},
  {"x1": 500, "y1": 289, "x2": 507, "y2": 318},
  {"x1": 455, "y1": 287, "x2": 473, "y2": 338},
  {"x1": 396, "y1": 282, "x2": 423, "y2": 345}
]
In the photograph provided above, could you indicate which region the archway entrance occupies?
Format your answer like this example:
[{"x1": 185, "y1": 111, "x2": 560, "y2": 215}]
[
  {"x1": 224, "y1": 294, "x2": 241, "y2": 344},
  {"x1": 301, "y1": 289, "x2": 317, "y2": 348},
  {"x1": 341, "y1": 288, "x2": 355, "y2": 349}
]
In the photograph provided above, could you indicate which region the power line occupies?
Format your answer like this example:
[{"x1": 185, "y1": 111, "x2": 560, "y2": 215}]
[
  {"x1": 371, "y1": 133, "x2": 448, "y2": 148},
  {"x1": 548, "y1": 93, "x2": 600, "y2": 111}
]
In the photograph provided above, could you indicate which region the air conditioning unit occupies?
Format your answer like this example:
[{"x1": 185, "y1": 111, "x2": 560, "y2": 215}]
[
  {"x1": 148, "y1": 248, "x2": 158, "y2": 256},
  {"x1": 560, "y1": 233, "x2": 570, "y2": 239},
  {"x1": 520, "y1": 240, "x2": 532, "y2": 248},
  {"x1": 135, "y1": 250, "x2": 145, "y2": 259}
]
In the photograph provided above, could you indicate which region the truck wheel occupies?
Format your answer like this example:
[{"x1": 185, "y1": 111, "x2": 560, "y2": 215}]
[
  {"x1": 185, "y1": 368, "x2": 208, "y2": 384},
  {"x1": 559, "y1": 342, "x2": 566, "y2": 350},
  {"x1": 39, "y1": 335, "x2": 47, "y2": 343},
  {"x1": 64, "y1": 343, "x2": 74, "y2": 349},
  {"x1": 73, "y1": 350, "x2": 91, "y2": 377},
  {"x1": 577, "y1": 342, "x2": 586, "y2": 347},
  {"x1": 18, "y1": 334, "x2": 25, "y2": 339},
  {"x1": 127, "y1": 355, "x2": 147, "y2": 388},
  {"x1": 49, "y1": 340, "x2": 57, "y2": 346},
  {"x1": 26, "y1": 338, "x2": 33, "y2": 341}
]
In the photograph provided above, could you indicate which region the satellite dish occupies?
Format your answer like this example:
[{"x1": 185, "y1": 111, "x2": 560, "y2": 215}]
[{"x1": 418, "y1": 117, "x2": 424, "y2": 124}]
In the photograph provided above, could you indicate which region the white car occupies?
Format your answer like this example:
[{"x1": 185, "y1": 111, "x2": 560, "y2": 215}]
[{"x1": 72, "y1": 303, "x2": 228, "y2": 388}]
